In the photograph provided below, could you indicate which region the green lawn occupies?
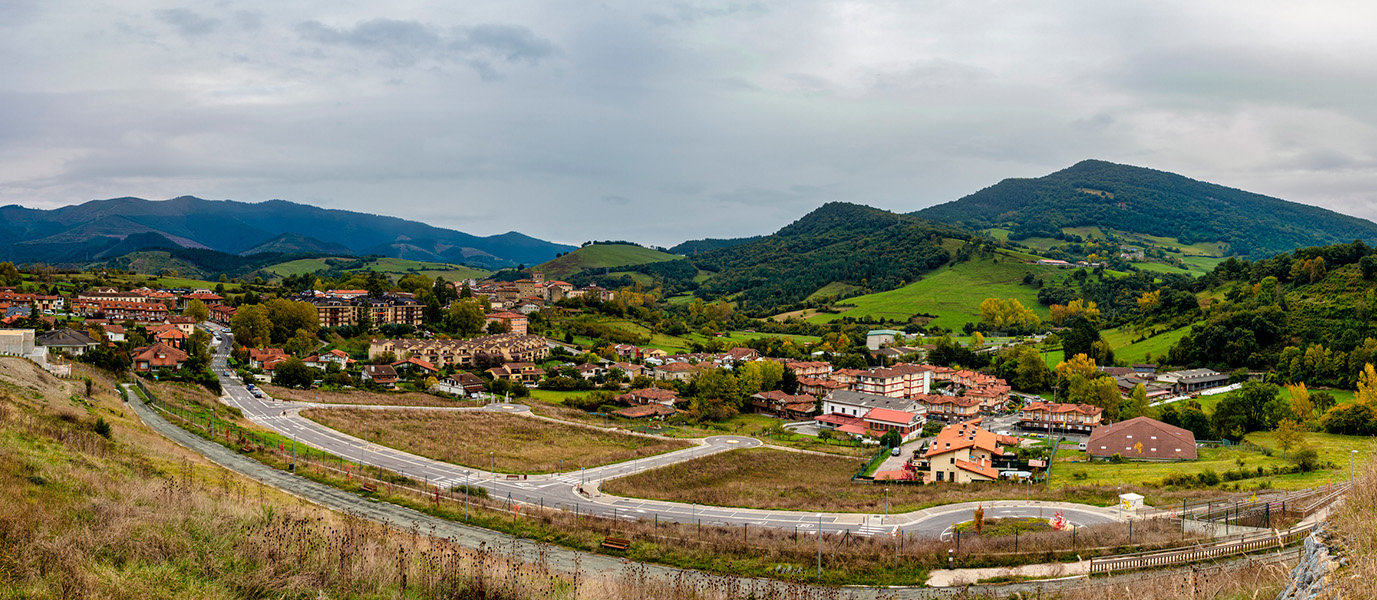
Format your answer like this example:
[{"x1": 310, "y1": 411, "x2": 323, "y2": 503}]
[{"x1": 808, "y1": 256, "x2": 1067, "y2": 330}]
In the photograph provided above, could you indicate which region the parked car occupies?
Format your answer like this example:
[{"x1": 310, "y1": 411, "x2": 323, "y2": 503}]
[{"x1": 891, "y1": 446, "x2": 902, "y2": 457}]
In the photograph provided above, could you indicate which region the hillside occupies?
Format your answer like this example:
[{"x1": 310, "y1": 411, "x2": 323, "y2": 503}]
[
  {"x1": 534, "y1": 243, "x2": 682, "y2": 279},
  {"x1": 668, "y1": 235, "x2": 763, "y2": 255},
  {"x1": 796, "y1": 254, "x2": 1065, "y2": 329},
  {"x1": 915, "y1": 159, "x2": 1377, "y2": 259},
  {"x1": 240, "y1": 232, "x2": 353, "y2": 256},
  {"x1": 689, "y1": 202, "x2": 971, "y2": 314},
  {"x1": 0, "y1": 196, "x2": 574, "y2": 267},
  {"x1": 261, "y1": 256, "x2": 490, "y2": 282}
]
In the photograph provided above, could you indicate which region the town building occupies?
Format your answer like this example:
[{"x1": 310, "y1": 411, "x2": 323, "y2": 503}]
[
  {"x1": 368, "y1": 333, "x2": 549, "y2": 368},
  {"x1": 484, "y1": 311, "x2": 528, "y2": 335},
  {"x1": 914, "y1": 394, "x2": 983, "y2": 422},
  {"x1": 485, "y1": 362, "x2": 546, "y2": 384},
  {"x1": 1086, "y1": 417, "x2": 1198, "y2": 461},
  {"x1": 615, "y1": 387, "x2": 681, "y2": 407},
  {"x1": 1018, "y1": 401, "x2": 1104, "y2": 434},
  {"x1": 35, "y1": 329, "x2": 100, "y2": 356},
  {"x1": 432, "y1": 372, "x2": 487, "y2": 397},
  {"x1": 652, "y1": 361, "x2": 700, "y2": 382},
  {"x1": 208, "y1": 304, "x2": 236, "y2": 325},
  {"x1": 866, "y1": 329, "x2": 904, "y2": 351},
  {"x1": 131, "y1": 342, "x2": 188, "y2": 372},
  {"x1": 361, "y1": 364, "x2": 399, "y2": 388},
  {"x1": 923, "y1": 419, "x2": 1006, "y2": 484},
  {"x1": 1154, "y1": 369, "x2": 1230, "y2": 394},
  {"x1": 748, "y1": 390, "x2": 816, "y2": 419}
]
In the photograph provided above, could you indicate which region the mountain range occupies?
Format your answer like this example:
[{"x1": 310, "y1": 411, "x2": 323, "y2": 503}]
[
  {"x1": 0, "y1": 196, "x2": 575, "y2": 268},
  {"x1": 914, "y1": 159, "x2": 1377, "y2": 258}
]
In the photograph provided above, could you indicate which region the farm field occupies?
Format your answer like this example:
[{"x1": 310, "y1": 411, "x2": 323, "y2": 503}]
[
  {"x1": 300, "y1": 408, "x2": 691, "y2": 473},
  {"x1": 602, "y1": 447, "x2": 1222, "y2": 512},
  {"x1": 263, "y1": 385, "x2": 469, "y2": 407},
  {"x1": 807, "y1": 257, "x2": 1065, "y2": 330}
]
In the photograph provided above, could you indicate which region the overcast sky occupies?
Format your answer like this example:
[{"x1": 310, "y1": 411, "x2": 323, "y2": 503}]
[{"x1": 3, "y1": 1, "x2": 1376, "y2": 246}]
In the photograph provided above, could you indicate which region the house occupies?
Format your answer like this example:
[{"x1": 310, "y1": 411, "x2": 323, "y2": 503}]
[
  {"x1": 1036, "y1": 259, "x2": 1073, "y2": 267},
  {"x1": 392, "y1": 357, "x2": 438, "y2": 375},
  {"x1": 608, "y1": 362, "x2": 644, "y2": 378},
  {"x1": 131, "y1": 342, "x2": 189, "y2": 372},
  {"x1": 923, "y1": 419, "x2": 1007, "y2": 484},
  {"x1": 484, "y1": 311, "x2": 528, "y2": 335},
  {"x1": 652, "y1": 361, "x2": 700, "y2": 382},
  {"x1": 1018, "y1": 401, "x2": 1104, "y2": 434},
  {"x1": 749, "y1": 390, "x2": 817, "y2": 419},
  {"x1": 32, "y1": 295, "x2": 63, "y2": 313},
  {"x1": 1132, "y1": 364, "x2": 1158, "y2": 374},
  {"x1": 208, "y1": 304, "x2": 236, "y2": 326},
  {"x1": 615, "y1": 404, "x2": 676, "y2": 419},
  {"x1": 485, "y1": 362, "x2": 546, "y2": 384},
  {"x1": 1087, "y1": 417, "x2": 1198, "y2": 461},
  {"x1": 615, "y1": 387, "x2": 681, "y2": 407},
  {"x1": 866, "y1": 329, "x2": 904, "y2": 351},
  {"x1": 168, "y1": 315, "x2": 197, "y2": 334},
  {"x1": 432, "y1": 372, "x2": 487, "y2": 396},
  {"x1": 361, "y1": 364, "x2": 399, "y2": 388},
  {"x1": 914, "y1": 394, "x2": 982, "y2": 422},
  {"x1": 151, "y1": 324, "x2": 187, "y2": 349},
  {"x1": 102, "y1": 324, "x2": 126, "y2": 343},
  {"x1": 369, "y1": 333, "x2": 549, "y2": 368},
  {"x1": 1154, "y1": 369, "x2": 1230, "y2": 394},
  {"x1": 722, "y1": 347, "x2": 760, "y2": 363},
  {"x1": 815, "y1": 390, "x2": 926, "y2": 442},
  {"x1": 853, "y1": 363, "x2": 932, "y2": 398},
  {"x1": 782, "y1": 360, "x2": 832, "y2": 377},
  {"x1": 248, "y1": 348, "x2": 287, "y2": 369},
  {"x1": 35, "y1": 329, "x2": 100, "y2": 356},
  {"x1": 574, "y1": 363, "x2": 606, "y2": 380},
  {"x1": 797, "y1": 376, "x2": 848, "y2": 396},
  {"x1": 821, "y1": 389, "x2": 921, "y2": 418}
]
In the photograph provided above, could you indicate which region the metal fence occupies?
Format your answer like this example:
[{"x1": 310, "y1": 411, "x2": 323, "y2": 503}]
[{"x1": 1089, "y1": 522, "x2": 1318, "y2": 575}]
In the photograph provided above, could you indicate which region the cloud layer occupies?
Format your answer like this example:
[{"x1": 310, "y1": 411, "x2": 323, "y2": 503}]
[{"x1": 2, "y1": 1, "x2": 1375, "y2": 246}]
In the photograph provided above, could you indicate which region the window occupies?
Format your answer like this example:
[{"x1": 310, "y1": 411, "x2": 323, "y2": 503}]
[{"x1": 950, "y1": 457, "x2": 955, "y2": 464}]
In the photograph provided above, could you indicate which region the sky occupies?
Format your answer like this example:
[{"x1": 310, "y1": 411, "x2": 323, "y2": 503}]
[{"x1": 3, "y1": 1, "x2": 1377, "y2": 247}]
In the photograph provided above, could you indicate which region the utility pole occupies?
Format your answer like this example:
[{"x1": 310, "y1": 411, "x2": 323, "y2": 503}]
[{"x1": 817, "y1": 513, "x2": 823, "y2": 582}]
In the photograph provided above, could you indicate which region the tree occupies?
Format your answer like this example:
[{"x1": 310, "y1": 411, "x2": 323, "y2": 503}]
[
  {"x1": 1273, "y1": 419, "x2": 1304, "y2": 459},
  {"x1": 183, "y1": 298, "x2": 210, "y2": 323},
  {"x1": 1286, "y1": 382, "x2": 1315, "y2": 422},
  {"x1": 1049, "y1": 299, "x2": 1100, "y2": 325},
  {"x1": 979, "y1": 298, "x2": 1041, "y2": 331},
  {"x1": 780, "y1": 367, "x2": 800, "y2": 394},
  {"x1": 0, "y1": 262, "x2": 20, "y2": 286},
  {"x1": 1136, "y1": 290, "x2": 1161, "y2": 314},
  {"x1": 691, "y1": 368, "x2": 742, "y2": 409},
  {"x1": 971, "y1": 331, "x2": 985, "y2": 349},
  {"x1": 273, "y1": 358, "x2": 315, "y2": 389},
  {"x1": 1358, "y1": 363, "x2": 1377, "y2": 406},
  {"x1": 1290, "y1": 447, "x2": 1321, "y2": 472},
  {"x1": 446, "y1": 300, "x2": 486, "y2": 338},
  {"x1": 1211, "y1": 382, "x2": 1289, "y2": 440},
  {"x1": 356, "y1": 308, "x2": 373, "y2": 333},
  {"x1": 1013, "y1": 349, "x2": 1050, "y2": 391},
  {"x1": 285, "y1": 328, "x2": 318, "y2": 357},
  {"x1": 1121, "y1": 383, "x2": 1151, "y2": 420},
  {"x1": 264, "y1": 298, "x2": 319, "y2": 345},
  {"x1": 879, "y1": 429, "x2": 902, "y2": 448},
  {"x1": 486, "y1": 319, "x2": 511, "y2": 335},
  {"x1": 816, "y1": 428, "x2": 835, "y2": 444},
  {"x1": 230, "y1": 305, "x2": 272, "y2": 348}
]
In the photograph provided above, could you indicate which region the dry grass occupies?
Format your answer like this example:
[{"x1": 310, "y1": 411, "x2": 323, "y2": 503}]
[
  {"x1": 264, "y1": 384, "x2": 467, "y2": 407},
  {"x1": 0, "y1": 357, "x2": 927, "y2": 600},
  {"x1": 301, "y1": 408, "x2": 692, "y2": 474},
  {"x1": 603, "y1": 448, "x2": 1238, "y2": 514},
  {"x1": 1333, "y1": 459, "x2": 1377, "y2": 599}
]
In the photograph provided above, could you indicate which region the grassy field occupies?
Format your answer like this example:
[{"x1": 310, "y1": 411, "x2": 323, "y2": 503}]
[
  {"x1": 1054, "y1": 432, "x2": 1377, "y2": 496},
  {"x1": 301, "y1": 408, "x2": 691, "y2": 473},
  {"x1": 603, "y1": 447, "x2": 1230, "y2": 512},
  {"x1": 263, "y1": 385, "x2": 472, "y2": 407},
  {"x1": 533, "y1": 244, "x2": 681, "y2": 279},
  {"x1": 1099, "y1": 322, "x2": 1198, "y2": 364},
  {"x1": 806, "y1": 256, "x2": 1065, "y2": 330},
  {"x1": 806, "y1": 281, "x2": 862, "y2": 301},
  {"x1": 262, "y1": 256, "x2": 489, "y2": 280}
]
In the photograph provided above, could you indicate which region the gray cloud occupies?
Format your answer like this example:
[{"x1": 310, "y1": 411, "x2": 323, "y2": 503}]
[
  {"x1": 3, "y1": 1, "x2": 1377, "y2": 247},
  {"x1": 155, "y1": 8, "x2": 221, "y2": 36}
]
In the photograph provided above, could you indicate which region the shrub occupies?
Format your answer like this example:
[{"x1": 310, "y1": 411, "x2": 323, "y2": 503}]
[
  {"x1": 1108, "y1": 453, "x2": 1127, "y2": 464},
  {"x1": 93, "y1": 417, "x2": 111, "y2": 439},
  {"x1": 1291, "y1": 448, "x2": 1322, "y2": 472},
  {"x1": 1072, "y1": 470, "x2": 1088, "y2": 481}
]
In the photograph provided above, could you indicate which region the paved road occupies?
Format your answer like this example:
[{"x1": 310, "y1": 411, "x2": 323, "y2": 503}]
[{"x1": 204, "y1": 324, "x2": 1123, "y2": 538}]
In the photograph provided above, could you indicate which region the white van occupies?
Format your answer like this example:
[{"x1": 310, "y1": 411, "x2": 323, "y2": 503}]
[{"x1": 1078, "y1": 442, "x2": 1087, "y2": 451}]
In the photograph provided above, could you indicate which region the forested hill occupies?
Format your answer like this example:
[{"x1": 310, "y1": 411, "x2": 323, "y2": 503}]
[
  {"x1": 690, "y1": 202, "x2": 971, "y2": 314},
  {"x1": 913, "y1": 159, "x2": 1377, "y2": 258}
]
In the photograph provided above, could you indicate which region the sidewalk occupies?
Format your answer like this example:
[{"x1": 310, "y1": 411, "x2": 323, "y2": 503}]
[{"x1": 927, "y1": 561, "x2": 1088, "y2": 587}]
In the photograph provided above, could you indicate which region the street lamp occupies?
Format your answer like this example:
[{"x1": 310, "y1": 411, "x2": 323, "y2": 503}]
[
  {"x1": 490, "y1": 452, "x2": 495, "y2": 479},
  {"x1": 885, "y1": 487, "x2": 890, "y2": 516},
  {"x1": 1352, "y1": 450, "x2": 1360, "y2": 481}
]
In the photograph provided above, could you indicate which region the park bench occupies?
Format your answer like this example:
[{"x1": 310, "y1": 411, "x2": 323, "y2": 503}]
[
  {"x1": 601, "y1": 537, "x2": 631, "y2": 551},
  {"x1": 361, "y1": 483, "x2": 377, "y2": 494}
]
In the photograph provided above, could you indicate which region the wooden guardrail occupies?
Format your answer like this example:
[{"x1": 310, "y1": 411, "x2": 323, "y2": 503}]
[{"x1": 1089, "y1": 522, "x2": 1317, "y2": 575}]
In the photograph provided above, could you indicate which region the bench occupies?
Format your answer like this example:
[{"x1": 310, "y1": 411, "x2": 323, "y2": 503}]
[
  {"x1": 601, "y1": 537, "x2": 631, "y2": 552},
  {"x1": 361, "y1": 483, "x2": 377, "y2": 494}
]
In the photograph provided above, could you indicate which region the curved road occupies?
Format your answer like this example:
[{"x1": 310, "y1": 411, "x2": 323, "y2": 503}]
[{"x1": 205, "y1": 325, "x2": 1122, "y2": 538}]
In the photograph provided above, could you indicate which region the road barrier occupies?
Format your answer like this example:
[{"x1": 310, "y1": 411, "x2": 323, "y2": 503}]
[{"x1": 1089, "y1": 522, "x2": 1319, "y2": 575}]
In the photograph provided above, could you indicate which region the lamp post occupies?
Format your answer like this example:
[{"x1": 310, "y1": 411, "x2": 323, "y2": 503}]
[
  {"x1": 1352, "y1": 450, "x2": 1360, "y2": 482},
  {"x1": 490, "y1": 452, "x2": 495, "y2": 479},
  {"x1": 885, "y1": 487, "x2": 890, "y2": 517}
]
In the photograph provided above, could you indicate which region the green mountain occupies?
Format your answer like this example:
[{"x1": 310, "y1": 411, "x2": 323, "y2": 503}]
[
  {"x1": 689, "y1": 202, "x2": 971, "y2": 314},
  {"x1": 534, "y1": 243, "x2": 682, "y2": 280},
  {"x1": 914, "y1": 160, "x2": 1377, "y2": 259},
  {"x1": 668, "y1": 236, "x2": 763, "y2": 255},
  {"x1": 240, "y1": 232, "x2": 353, "y2": 256},
  {"x1": 0, "y1": 196, "x2": 574, "y2": 267}
]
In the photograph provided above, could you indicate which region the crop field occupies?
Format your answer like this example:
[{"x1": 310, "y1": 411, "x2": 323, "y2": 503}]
[
  {"x1": 300, "y1": 408, "x2": 692, "y2": 473},
  {"x1": 263, "y1": 385, "x2": 468, "y2": 407},
  {"x1": 808, "y1": 257, "x2": 1066, "y2": 330}
]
